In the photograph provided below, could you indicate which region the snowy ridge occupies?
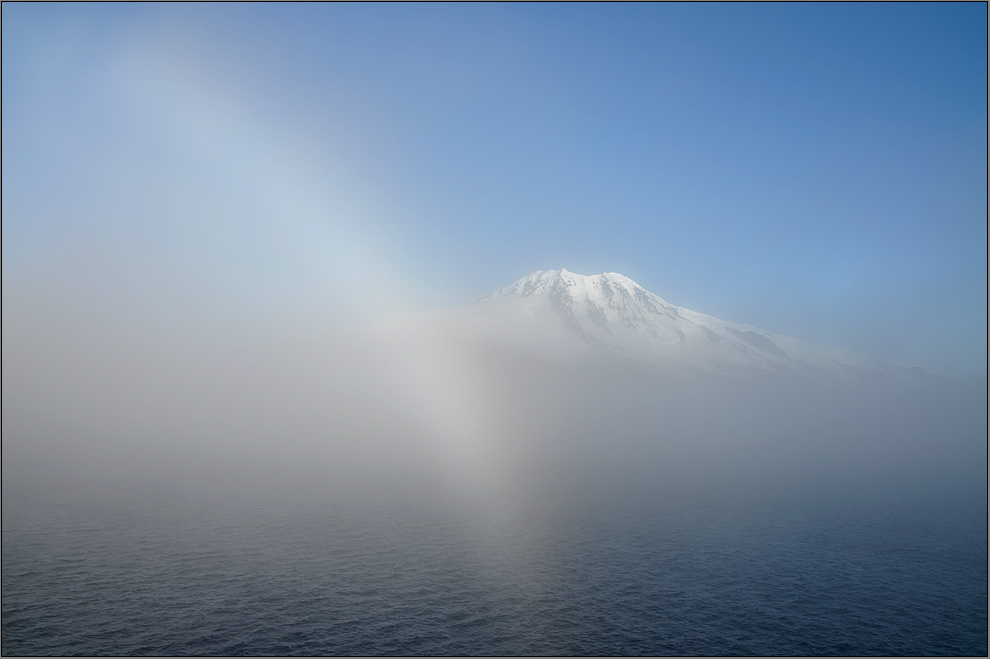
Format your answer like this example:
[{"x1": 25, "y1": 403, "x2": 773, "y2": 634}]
[{"x1": 386, "y1": 269, "x2": 917, "y2": 379}]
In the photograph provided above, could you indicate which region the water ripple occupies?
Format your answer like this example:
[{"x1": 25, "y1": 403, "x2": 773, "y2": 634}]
[{"x1": 3, "y1": 493, "x2": 986, "y2": 655}]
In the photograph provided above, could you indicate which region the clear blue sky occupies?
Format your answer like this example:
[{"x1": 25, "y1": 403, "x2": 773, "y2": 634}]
[{"x1": 2, "y1": 3, "x2": 986, "y2": 375}]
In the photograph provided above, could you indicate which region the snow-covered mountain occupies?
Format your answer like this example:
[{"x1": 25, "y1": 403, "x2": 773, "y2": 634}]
[{"x1": 383, "y1": 269, "x2": 918, "y2": 379}]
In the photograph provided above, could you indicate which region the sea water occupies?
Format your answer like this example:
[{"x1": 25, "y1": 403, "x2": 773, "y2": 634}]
[{"x1": 2, "y1": 480, "x2": 986, "y2": 656}]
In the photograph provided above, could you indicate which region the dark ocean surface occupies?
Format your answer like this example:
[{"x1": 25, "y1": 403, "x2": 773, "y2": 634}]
[{"x1": 2, "y1": 481, "x2": 987, "y2": 656}]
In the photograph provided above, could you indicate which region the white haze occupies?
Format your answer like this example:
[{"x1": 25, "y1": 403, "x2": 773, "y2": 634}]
[{"x1": 3, "y1": 271, "x2": 986, "y2": 519}]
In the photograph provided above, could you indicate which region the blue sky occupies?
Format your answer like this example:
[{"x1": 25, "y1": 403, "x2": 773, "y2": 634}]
[{"x1": 3, "y1": 3, "x2": 986, "y2": 375}]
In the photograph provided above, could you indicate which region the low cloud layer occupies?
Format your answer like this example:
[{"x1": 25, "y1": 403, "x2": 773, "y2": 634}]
[{"x1": 4, "y1": 304, "x2": 985, "y2": 516}]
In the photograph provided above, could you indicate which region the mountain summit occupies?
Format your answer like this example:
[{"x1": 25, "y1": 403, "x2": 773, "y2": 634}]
[
  {"x1": 390, "y1": 269, "x2": 912, "y2": 379},
  {"x1": 482, "y1": 269, "x2": 688, "y2": 345}
]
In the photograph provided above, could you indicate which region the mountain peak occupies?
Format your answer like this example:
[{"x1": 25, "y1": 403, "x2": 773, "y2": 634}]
[
  {"x1": 466, "y1": 268, "x2": 890, "y2": 377},
  {"x1": 484, "y1": 269, "x2": 669, "y2": 307},
  {"x1": 479, "y1": 269, "x2": 686, "y2": 350},
  {"x1": 388, "y1": 269, "x2": 905, "y2": 380}
]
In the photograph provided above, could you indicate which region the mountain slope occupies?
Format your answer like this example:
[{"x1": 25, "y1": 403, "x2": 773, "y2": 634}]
[{"x1": 387, "y1": 269, "x2": 918, "y2": 379}]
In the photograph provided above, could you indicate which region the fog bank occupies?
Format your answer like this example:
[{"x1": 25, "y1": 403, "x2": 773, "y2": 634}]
[{"x1": 4, "y1": 312, "x2": 985, "y2": 516}]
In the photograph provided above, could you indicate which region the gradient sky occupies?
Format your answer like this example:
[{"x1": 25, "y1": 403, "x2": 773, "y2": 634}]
[{"x1": 3, "y1": 3, "x2": 986, "y2": 375}]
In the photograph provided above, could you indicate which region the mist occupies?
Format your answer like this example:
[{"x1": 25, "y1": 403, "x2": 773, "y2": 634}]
[{"x1": 5, "y1": 298, "x2": 984, "y2": 516}]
